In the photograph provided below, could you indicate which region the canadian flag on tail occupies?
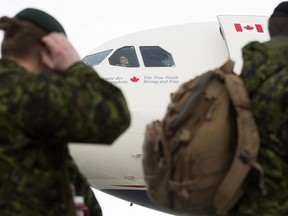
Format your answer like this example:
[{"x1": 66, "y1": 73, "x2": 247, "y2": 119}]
[{"x1": 234, "y1": 23, "x2": 264, "y2": 33}]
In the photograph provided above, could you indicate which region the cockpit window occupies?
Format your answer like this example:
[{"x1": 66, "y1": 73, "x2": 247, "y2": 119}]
[
  {"x1": 109, "y1": 46, "x2": 139, "y2": 67},
  {"x1": 82, "y1": 49, "x2": 112, "y2": 66},
  {"x1": 140, "y1": 46, "x2": 175, "y2": 67}
]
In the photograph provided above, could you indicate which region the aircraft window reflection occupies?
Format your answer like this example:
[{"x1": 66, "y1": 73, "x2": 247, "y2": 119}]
[
  {"x1": 109, "y1": 46, "x2": 140, "y2": 67},
  {"x1": 82, "y1": 49, "x2": 112, "y2": 66},
  {"x1": 140, "y1": 46, "x2": 175, "y2": 67}
]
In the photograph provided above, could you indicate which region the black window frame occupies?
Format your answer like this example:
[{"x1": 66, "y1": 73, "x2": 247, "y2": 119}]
[
  {"x1": 140, "y1": 46, "x2": 175, "y2": 67},
  {"x1": 108, "y1": 46, "x2": 140, "y2": 67}
]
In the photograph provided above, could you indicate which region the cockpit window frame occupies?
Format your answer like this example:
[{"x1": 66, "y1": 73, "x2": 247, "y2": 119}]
[
  {"x1": 108, "y1": 46, "x2": 140, "y2": 68},
  {"x1": 140, "y1": 46, "x2": 175, "y2": 67},
  {"x1": 82, "y1": 49, "x2": 113, "y2": 66}
]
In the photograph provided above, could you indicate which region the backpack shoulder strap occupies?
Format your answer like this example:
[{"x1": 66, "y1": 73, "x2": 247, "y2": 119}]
[{"x1": 213, "y1": 60, "x2": 263, "y2": 215}]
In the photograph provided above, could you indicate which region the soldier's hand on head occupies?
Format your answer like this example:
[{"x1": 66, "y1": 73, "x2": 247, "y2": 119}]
[{"x1": 41, "y1": 32, "x2": 80, "y2": 72}]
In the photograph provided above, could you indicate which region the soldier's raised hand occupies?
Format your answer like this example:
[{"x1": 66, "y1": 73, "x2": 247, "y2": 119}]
[{"x1": 41, "y1": 32, "x2": 80, "y2": 72}]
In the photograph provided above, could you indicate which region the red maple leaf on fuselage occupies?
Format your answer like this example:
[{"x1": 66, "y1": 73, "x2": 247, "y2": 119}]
[
  {"x1": 244, "y1": 25, "x2": 254, "y2": 31},
  {"x1": 130, "y1": 76, "x2": 139, "y2": 82}
]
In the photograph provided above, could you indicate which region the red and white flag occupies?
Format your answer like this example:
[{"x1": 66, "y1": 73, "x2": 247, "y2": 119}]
[{"x1": 234, "y1": 23, "x2": 264, "y2": 33}]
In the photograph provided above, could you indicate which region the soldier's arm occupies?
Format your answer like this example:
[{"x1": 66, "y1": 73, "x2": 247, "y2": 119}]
[
  {"x1": 63, "y1": 62, "x2": 131, "y2": 144},
  {"x1": 20, "y1": 62, "x2": 130, "y2": 145},
  {"x1": 20, "y1": 33, "x2": 130, "y2": 145}
]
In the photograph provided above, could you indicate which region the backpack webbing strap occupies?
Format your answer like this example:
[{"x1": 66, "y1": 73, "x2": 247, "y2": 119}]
[
  {"x1": 171, "y1": 71, "x2": 214, "y2": 132},
  {"x1": 213, "y1": 60, "x2": 262, "y2": 215}
]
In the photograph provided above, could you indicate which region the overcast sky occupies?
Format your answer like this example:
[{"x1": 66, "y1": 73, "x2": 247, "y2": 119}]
[
  {"x1": 0, "y1": 0, "x2": 284, "y2": 215},
  {"x1": 0, "y1": 0, "x2": 283, "y2": 58}
]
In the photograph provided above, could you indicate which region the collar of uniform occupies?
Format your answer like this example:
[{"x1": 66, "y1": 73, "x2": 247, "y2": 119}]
[
  {"x1": 270, "y1": 35, "x2": 288, "y2": 41},
  {"x1": 0, "y1": 59, "x2": 27, "y2": 74}
]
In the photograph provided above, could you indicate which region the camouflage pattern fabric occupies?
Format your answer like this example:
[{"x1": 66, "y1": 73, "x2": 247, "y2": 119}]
[
  {"x1": 230, "y1": 37, "x2": 288, "y2": 215},
  {"x1": 0, "y1": 60, "x2": 131, "y2": 216}
]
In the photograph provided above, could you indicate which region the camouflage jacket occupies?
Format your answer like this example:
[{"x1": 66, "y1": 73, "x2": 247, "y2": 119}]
[
  {"x1": 0, "y1": 59, "x2": 131, "y2": 216},
  {"x1": 231, "y1": 37, "x2": 288, "y2": 215}
]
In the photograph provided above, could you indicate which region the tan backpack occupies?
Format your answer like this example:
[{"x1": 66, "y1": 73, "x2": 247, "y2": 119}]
[{"x1": 142, "y1": 60, "x2": 265, "y2": 215}]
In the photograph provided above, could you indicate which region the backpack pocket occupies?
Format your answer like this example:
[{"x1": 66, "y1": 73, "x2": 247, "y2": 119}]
[{"x1": 142, "y1": 120, "x2": 171, "y2": 207}]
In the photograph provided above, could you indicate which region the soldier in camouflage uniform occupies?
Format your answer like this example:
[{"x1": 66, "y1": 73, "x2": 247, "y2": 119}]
[
  {"x1": 0, "y1": 8, "x2": 130, "y2": 216},
  {"x1": 231, "y1": 2, "x2": 288, "y2": 215}
]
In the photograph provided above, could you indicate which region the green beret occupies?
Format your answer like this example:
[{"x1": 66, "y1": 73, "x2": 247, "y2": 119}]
[{"x1": 15, "y1": 8, "x2": 66, "y2": 35}]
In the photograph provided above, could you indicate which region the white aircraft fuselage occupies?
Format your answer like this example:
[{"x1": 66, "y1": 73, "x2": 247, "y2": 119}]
[{"x1": 69, "y1": 15, "x2": 270, "y2": 214}]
